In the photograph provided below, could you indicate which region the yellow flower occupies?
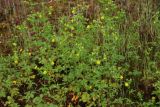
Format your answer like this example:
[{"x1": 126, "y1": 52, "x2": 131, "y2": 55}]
[
  {"x1": 101, "y1": 26, "x2": 104, "y2": 29},
  {"x1": 71, "y1": 19, "x2": 74, "y2": 23},
  {"x1": 120, "y1": 75, "x2": 123, "y2": 80},
  {"x1": 28, "y1": 52, "x2": 31, "y2": 56},
  {"x1": 152, "y1": 96, "x2": 155, "y2": 101},
  {"x1": 89, "y1": 86, "x2": 93, "y2": 89},
  {"x1": 51, "y1": 38, "x2": 55, "y2": 43},
  {"x1": 49, "y1": 12, "x2": 52, "y2": 15},
  {"x1": 93, "y1": 20, "x2": 96, "y2": 22},
  {"x1": 12, "y1": 80, "x2": 17, "y2": 84},
  {"x1": 12, "y1": 43, "x2": 17, "y2": 46},
  {"x1": 43, "y1": 71, "x2": 47, "y2": 75},
  {"x1": 125, "y1": 82, "x2": 129, "y2": 87},
  {"x1": 96, "y1": 60, "x2": 101, "y2": 65},
  {"x1": 87, "y1": 25, "x2": 90, "y2": 29},
  {"x1": 51, "y1": 61, "x2": 55, "y2": 65},
  {"x1": 72, "y1": 10, "x2": 76, "y2": 14},
  {"x1": 71, "y1": 26, "x2": 74, "y2": 30},
  {"x1": 39, "y1": 14, "x2": 42, "y2": 18},
  {"x1": 76, "y1": 53, "x2": 79, "y2": 57},
  {"x1": 14, "y1": 60, "x2": 18, "y2": 64},
  {"x1": 20, "y1": 48, "x2": 23, "y2": 52},
  {"x1": 100, "y1": 16, "x2": 105, "y2": 20},
  {"x1": 105, "y1": 8, "x2": 109, "y2": 11},
  {"x1": 30, "y1": 75, "x2": 36, "y2": 79},
  {"x1": 70, "y1": 33, "x2": 73, "y2": 37}
]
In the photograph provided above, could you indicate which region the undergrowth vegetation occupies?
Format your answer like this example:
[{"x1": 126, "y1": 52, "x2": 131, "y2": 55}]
[{"x1": 0, "y1": 0, "x2": 160, "y2": 106}]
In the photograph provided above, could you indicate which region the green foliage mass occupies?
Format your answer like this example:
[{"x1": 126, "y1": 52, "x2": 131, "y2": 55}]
[{"x1": 0, "y1": 0, "x2": 160, "y2": 107}]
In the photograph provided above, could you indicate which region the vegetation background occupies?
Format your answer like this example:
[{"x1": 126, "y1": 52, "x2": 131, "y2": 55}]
[{"x1": 0, "y1": 0, "x2": 160, "y2": 106}]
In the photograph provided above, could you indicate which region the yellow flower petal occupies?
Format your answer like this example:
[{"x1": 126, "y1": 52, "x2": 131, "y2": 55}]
[
  {"x1": 71, "y1": 26, "x2": 74, "y2": 30},
  {"x1": 120, "y1": 75, "x2": 123, "y2": 80},
  {"x1": 13, "y1": 43, "x2": 17, "y2": 46},
  {"x1": 20, "y1": 48, "x2": 23, "y2": 52},
  {"x1": 28, "y1": 52, "x2": 31, "y2": 56},
  {"x1": 87, "y1": 25, "x2": 90, "y2": 29},
  {"x1": 51, "y1": 61, "x2": 55, "y2": 65},
  {"x1": 14, "y1": 60, "x2": 18, "y2": 64},
  {"x1": 43, "y1": 71, "x2": 47, "y2": 75},
  {"x1": 152, "y1": 96, "x2": 155, "y2": 101},
  {"x1": 12, "y1": 80, "x2": 17, "y2": 84},
  {"x1": 96, "y1": 60, "x2": 101, "y2": 65},
  {"x1": 125, "y1": 82, "x2": 129, "y2": 87},
  {"x1": 101, "y1": 16, "x2": 105, "y2": 20},
  {"x1": 30, "y1": 75, "x2": 36, "y2": 79},
  {"x1": 72, "y1": 10, "x2": 76, "y2": 14},
  {"x1": 76, "y1": 53, "x2": 79, "y2": 57},
  {"x1": 51, "y1": 38, "x2": 55, "y2": 43}
]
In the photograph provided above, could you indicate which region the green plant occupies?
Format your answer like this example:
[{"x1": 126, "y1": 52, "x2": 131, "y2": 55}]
[{"x1": 0, "y1": 0, "x2": 160, "y2": 107}]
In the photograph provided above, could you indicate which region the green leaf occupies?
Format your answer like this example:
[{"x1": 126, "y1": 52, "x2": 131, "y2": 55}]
[
  {"x1": 33, "y1": 97, "x2": 42, "y2": 104},
  {"x1": 81, "y1": 92, "x2": 90, "y2": 102},
  {"x1": 0, "y1": 88, "x2": 6, "y2": 97}
]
